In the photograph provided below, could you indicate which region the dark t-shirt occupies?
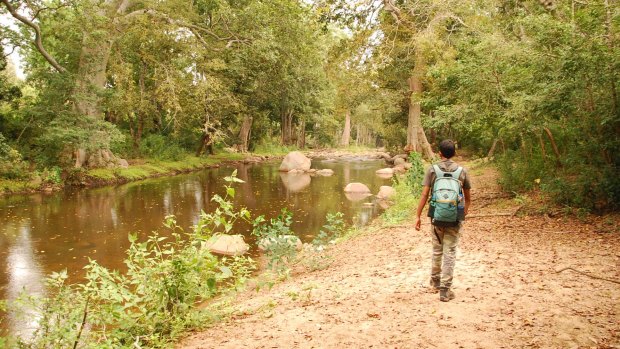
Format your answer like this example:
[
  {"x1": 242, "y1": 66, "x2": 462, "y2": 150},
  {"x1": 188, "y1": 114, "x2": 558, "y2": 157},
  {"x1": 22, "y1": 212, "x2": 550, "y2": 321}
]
[{"x1": 421, "y1": 159, "x2": 472, "y2": 190}]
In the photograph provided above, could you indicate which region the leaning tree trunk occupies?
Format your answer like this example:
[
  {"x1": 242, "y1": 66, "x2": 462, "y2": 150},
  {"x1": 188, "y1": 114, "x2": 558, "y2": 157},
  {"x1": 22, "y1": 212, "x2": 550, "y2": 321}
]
[
  {"x1": 340, "y1": 109, "x2": 351, "y2": 147},
  {"x1": 238, "y1": 115, "x2": 253, "y2": 152},
  {"x1": 406, "y1": 73, "x2": 434, "y2": 160}
]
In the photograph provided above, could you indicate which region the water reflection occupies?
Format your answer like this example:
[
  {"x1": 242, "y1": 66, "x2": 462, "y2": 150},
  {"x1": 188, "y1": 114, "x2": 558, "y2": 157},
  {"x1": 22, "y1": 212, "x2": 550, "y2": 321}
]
[
  {"x1": 3, "y1": 221, "x2": 45, "y2": 337},
  {"x1": 0, "y1": 158, "x2": 391, "y2": 332},
  {"x1": 279, "y1": 173, "x2": 311, "y2": 193}
]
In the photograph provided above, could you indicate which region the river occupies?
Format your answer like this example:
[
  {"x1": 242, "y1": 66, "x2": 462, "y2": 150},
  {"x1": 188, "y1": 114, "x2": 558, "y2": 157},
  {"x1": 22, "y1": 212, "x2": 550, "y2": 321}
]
[{"x1": 0, "y1": 156, "x2": 392, "y2": 335}]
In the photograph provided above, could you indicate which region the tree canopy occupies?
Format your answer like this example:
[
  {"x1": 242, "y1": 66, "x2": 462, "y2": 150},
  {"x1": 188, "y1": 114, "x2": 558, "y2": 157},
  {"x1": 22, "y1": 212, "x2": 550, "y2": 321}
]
[{"x1": 1, "y1": 0, "x2": 618, "y2": 210}]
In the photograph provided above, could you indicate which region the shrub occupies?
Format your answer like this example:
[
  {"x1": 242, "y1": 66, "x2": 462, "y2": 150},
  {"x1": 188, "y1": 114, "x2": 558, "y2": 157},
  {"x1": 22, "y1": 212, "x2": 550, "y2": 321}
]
[
  {"x1": 139, "y1": 134, "x2": 187, "y2": 161},
  {"x1": 6, "y1": 172, "x2": 255, "y2": 348},
  {"x1": 0, "y1": 132, "x2": 29, "y2": 179},
  {"x1": 252, "y1": 209, "x2": 298, "y2": 275}
]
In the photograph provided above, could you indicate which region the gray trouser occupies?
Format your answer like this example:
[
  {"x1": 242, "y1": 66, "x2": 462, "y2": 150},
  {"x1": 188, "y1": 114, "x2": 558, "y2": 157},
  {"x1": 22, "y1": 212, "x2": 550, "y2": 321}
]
[{"x1": 430, "y1": 224, "x2": 461, "y2": 289}]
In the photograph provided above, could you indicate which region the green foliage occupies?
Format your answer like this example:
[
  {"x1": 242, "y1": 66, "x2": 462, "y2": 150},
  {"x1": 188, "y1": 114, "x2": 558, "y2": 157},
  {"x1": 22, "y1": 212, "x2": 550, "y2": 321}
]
[
  {"x1": 139, "y1": 134, "x2": 187, "y2": 161},
  {"x1": 37, "y1": 166, "x2": 62, "y2": 185},
  {"x1": 0, "y1": 133, "x2": 29, "y2": 179},
  {"x1": 252, "y1": 141, "x2": 298, "y2": 155},
  {"x1": 381, "y1": 178, "x2": 418, "y2": 225},
  {"x1": 311, "y1": 212, "x2": 345, "y2": 248},
  {"x1": 382, "y1": 154, "x2": 425, "y2": 225},
  {"x1": 406, "y1": 152, "x2": 425, "y2": 190},
  {"x1": 252, "y1": 209, "x2": 298, "y2": 274},
  {"x1": 7, "y1": 173, "x2": 255, "y2": 348}
]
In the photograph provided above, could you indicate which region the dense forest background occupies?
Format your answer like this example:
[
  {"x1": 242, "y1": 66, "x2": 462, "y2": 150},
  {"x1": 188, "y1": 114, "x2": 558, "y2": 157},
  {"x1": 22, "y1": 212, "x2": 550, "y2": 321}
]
[{"x1": 0, "y1": 0, "x2": 618, "y2": 210}]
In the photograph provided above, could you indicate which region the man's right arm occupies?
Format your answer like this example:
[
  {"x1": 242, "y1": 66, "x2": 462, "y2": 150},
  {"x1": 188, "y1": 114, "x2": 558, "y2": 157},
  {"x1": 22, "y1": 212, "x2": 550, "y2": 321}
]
[{"x1": 415, "y1": 185, "x2": 431, "y2": 231}]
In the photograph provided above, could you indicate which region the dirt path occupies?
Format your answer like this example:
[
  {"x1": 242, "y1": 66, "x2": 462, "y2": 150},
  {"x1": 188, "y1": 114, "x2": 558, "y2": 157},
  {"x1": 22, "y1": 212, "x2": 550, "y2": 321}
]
[{"x1": 178, "y1": 164, "x2": 620, "y2": 349}]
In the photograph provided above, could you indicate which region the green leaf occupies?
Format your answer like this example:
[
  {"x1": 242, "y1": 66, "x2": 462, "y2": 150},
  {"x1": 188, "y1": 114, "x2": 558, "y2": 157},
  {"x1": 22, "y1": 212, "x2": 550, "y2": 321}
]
[
  {"x1": 218, "y1": 266, "x2": 232, "y2": 279},
  {"x1": 206, "y1": 278, "x2": 216, "y2": 291},
  {"x1": 226, "y1": 187, "x2": 235, "y2": 197}
]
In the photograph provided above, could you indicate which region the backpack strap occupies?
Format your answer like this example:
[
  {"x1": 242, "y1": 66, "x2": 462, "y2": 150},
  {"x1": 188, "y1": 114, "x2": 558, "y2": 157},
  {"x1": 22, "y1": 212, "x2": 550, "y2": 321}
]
[
  {"x1": 432, "y1": 164, "x2": 445, "y2": 181},
  {"x1": 433, "y1": 164, "x2": 463, "y2": 180},
  {"x1": 452, "y1": 166, "x2": 463, "y2": 181}
]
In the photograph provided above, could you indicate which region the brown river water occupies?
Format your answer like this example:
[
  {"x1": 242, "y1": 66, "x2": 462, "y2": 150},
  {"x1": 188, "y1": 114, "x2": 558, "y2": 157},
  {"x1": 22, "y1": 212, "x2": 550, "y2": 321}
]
[{"x1": 0, "y1": 157, "x2": 392, "y2": 335}]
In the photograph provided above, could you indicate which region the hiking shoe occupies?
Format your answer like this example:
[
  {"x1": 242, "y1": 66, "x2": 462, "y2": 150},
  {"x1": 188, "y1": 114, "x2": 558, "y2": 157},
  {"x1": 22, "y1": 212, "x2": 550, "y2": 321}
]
[
  {"x1": 439, "y1": 288, "x2": 455, "y2": 302},
  {"x1": 429, "y1": 278, "x2": 440, "y2": 292}
]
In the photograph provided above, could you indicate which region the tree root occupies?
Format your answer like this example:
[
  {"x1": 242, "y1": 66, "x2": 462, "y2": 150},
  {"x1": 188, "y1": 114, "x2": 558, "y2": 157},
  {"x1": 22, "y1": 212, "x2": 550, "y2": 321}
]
[{"x1": 555, "y1": 267, "x2": 620, "y2": 285}]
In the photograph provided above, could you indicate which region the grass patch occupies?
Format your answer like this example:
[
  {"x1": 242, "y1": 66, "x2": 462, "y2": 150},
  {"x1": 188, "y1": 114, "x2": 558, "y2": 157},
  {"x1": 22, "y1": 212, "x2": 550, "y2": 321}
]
[
  {"x1": 253, "y1": 143, "x2": 298, "y2": 156},
  {"x1": 83, "y1": 152, "x2": 243, "y2": 185},
  {"x1": 381, "y1": 179, "x2": 419, "y2": 225},
  {"x1": 0, "y1": 178, "x2": 40, "y2": 194},
  {"x1": 341, "y1": 145, "x2": 375, "y2": 153},
  {"x1": 85, "y1": 168, "x2": 116, "y2": 181},
  {"x1": 115, "y1": 167, "x2": 152, "y2": 180}
]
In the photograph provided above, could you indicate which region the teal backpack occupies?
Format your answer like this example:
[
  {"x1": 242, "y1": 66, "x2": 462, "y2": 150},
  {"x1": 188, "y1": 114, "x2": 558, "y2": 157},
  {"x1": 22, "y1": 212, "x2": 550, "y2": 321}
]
[{"x1": 428, "y1": 164, "x2": 464, "y2": 227}]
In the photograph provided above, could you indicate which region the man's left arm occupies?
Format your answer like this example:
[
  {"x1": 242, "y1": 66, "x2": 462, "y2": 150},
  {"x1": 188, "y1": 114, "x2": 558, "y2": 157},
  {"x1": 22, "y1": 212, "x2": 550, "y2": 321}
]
[{"x1": 463, "y1": 188, "x2": 471, "y2": 216}]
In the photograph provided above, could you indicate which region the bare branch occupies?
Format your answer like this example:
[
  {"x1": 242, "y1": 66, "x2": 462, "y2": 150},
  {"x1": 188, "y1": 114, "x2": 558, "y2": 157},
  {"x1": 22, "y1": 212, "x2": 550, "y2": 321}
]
[
  {"x1": 31, "y1": 2, "x2": 74, "y2": 19},
  {"x1": 382, "y1": 0, "x2": 402, "y2": 23},
  {"x1": 120, "y1": 8, "x2": 251, "y2": 48},
  {"x1": 0, "y1": 0, "x2": 66, "y2": 73}
]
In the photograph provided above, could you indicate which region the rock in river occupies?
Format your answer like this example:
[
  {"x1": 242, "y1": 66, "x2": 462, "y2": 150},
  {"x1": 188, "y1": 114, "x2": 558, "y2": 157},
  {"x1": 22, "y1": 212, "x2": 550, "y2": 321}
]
[
  {"x1": 203, "y1": 234, "x2": 249, "y2": 256},
  {"x1": 279, "y1": 151, "x2": 311, "y2": 172}
]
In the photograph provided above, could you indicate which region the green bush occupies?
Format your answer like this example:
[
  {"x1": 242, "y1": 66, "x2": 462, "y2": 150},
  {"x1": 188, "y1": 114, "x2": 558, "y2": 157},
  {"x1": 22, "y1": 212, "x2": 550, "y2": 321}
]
[
  {"x1": 0, "y1": 133, "x2": 29, "y2": 179},
  {"x1": 252, "y1": 208, "x2": 298, "y2": 274},
  {"x1": 6, "y1": 173, "x2": 255, "y2": 348},
  {"x1": 382, "y1": 153, "x2": 425, "y2": 225},
  {"x1": 498, "y1": 149, "x2": 619, "y2": 212},
  {"x1": 497, "y1": 150, "x2": 550, "y2": 192},
  {"x1": 139, "y1": 134, "x2": 187, "y2": 161}
]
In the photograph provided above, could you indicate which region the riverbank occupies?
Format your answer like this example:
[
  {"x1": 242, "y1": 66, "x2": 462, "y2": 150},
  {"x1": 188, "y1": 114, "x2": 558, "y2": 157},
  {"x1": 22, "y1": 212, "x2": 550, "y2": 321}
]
[
  {"x1": 0, "y1": 152, "x2": 263, "y2": 196},
  {"x1": 178, "y1": 162, "x2": 620, "y2": 349},
  {"x1": 0, "y1": 147, "x2": 393, "y2": 196}
]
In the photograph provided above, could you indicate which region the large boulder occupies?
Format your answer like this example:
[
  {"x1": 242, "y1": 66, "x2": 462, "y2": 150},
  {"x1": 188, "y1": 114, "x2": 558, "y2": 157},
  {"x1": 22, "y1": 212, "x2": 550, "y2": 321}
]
[
  {"x1": 375, "y1": 168, "x2": 394, "y2": 175},
  {"x1": 118, "y1": 159, "x2": 129, "y2": 169},
  {"x1": 279, "y1": 151, "x2": 311, "y2": 172},
  {"x1": 393, "y1": 165, "x2": 407, "y2": 174},
  {"x1": 376, "y1": 152, "x2": 392, "y2": 161},
  {"x1": 203, "y1": 234, "x2": 249, "y2": 256},
  {"x1": 376, "y1": 186, "x2": 396, "y2": 200},
  {"x1": 344, "y1": 182, "x2": 371, "y2": 193},
  {"x1": 375, "y1": 168, "x2": 394, "y2": 179},
  {"x1": 394, "y1": 157, "x2": 406, "y2": 166},
  {"x1": 344, "y1": 182, "x2": 372, "y2": 202}
]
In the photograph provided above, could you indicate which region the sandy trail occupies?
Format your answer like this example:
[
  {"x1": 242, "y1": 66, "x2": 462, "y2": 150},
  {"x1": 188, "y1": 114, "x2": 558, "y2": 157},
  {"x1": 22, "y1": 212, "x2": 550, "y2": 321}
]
[{"x1": 178, "y1": 164, "x2": 620, "y2": 349}]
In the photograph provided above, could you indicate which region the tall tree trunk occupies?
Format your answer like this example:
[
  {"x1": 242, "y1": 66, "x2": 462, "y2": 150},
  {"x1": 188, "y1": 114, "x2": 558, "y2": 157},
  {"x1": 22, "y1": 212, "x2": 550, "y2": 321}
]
[
  {"x1": 73, "y1": 0, "x2": 129, "y2": 119},
  {"x1": 406, "y1": 68, "x2": 434, "y2": 160},
  {"x1": 487, "y1": 139, "x2": 499, "y2": 158},
  {"x1": 238, "y1": 115, "x2": 253, "y2": 152},
  {"x1": 340, "y1": 109, "x2": 351, "y2": 147},
  {"x1": 281, "y1": 109, "x2": 294, "y2": 145},
  {"x1": 543, "y1": 127, "x2": 562, "y2": 167},
  {"x1": 604, "y1": 0, "x2": 618, "y2": 116},
  {"x1": 297, "y1": 116, "x2": 306, "y2": 149},
  {"x1": 70, "y1": 0, "x2": 132, "y2": 168},
  {"x1": 196, "y1": 117, "x2": 216, "y2": 156},
  {"x1": 538, "y1": 133, "x2": 547, "y2": 159}
]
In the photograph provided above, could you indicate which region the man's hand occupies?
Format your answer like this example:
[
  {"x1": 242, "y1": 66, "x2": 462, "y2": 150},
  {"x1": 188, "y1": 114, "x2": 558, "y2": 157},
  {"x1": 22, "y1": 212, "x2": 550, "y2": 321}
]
[{"x1": 415, "y1": 217, "x2": 422, "y2": 231}]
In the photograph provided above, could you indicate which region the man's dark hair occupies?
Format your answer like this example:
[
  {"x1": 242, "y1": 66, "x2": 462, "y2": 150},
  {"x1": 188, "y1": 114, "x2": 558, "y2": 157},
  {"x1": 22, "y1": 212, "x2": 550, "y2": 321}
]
[{"x1": 439, "y1": 139, "x2": 456, "y2": 159}]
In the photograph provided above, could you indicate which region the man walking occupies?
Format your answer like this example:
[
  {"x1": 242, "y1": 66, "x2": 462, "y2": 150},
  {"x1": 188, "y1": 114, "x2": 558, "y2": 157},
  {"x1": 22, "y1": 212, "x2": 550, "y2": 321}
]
[{"x1": 415, "y1": 140, "x2": 471, "y2": 302}]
